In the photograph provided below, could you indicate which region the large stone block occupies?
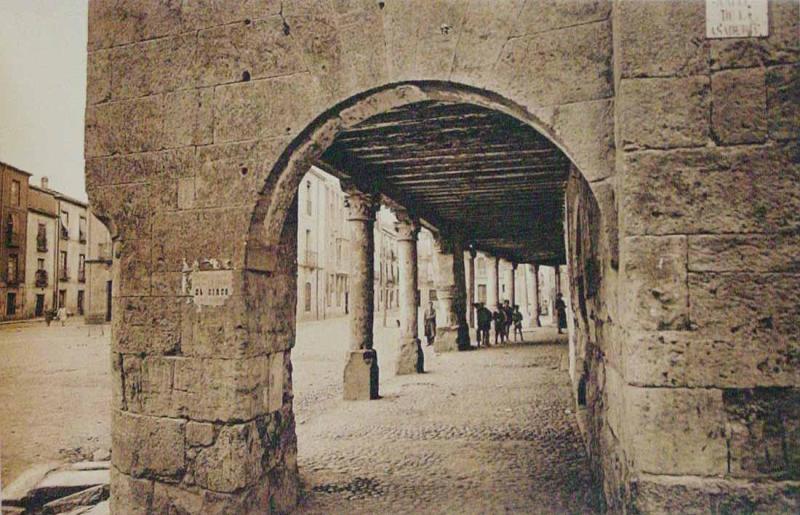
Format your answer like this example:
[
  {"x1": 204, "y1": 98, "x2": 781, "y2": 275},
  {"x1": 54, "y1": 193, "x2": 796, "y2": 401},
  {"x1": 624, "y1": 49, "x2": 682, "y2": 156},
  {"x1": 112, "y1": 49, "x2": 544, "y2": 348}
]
[
  {"x1": 629, "y1": 474, "x2": 800, "y2": 514},
  {"x1": 152, "y1": 479, "x2": 272, "y2": 514},
  {"x1": 766, "y1": 64, "x2": 800, "y2": 141},
  {"x1": 615, "y1": 0, "x2": 707, "y2": 79},
  {"x1": 116, "y1": 239, "x2": 152, "y2": 297},
  {"x1": 617, "y1": 76, "x2": 709, "y2": 150},
  {"x1": 547, "y1": 98, "x2": 615, "y2": 182},
  {"x1": 621, "y1": 144, "x2": 800, "y2": 235},
  {"x1": 493, "y1": 20, "x2": 613, "y2": 107},
  {"x1": 196, "y1": 17, "x2": 304, "y2": 87},
  {"x1": 151, "y1": 207, "x2": 250, "y2": 272},
  {"x1": 112, "y1": 411, "x2": 185, "y2": 479},
  {"x1": 710, "y1": 0, "x2": 799, "y2": 70},
  {"x1": 212, "y1": 74, "x2": 322, "y2": 143},
  {"x1": 724, "y1": 387, "x2": 800, "y2": 479},
  {"x1": 450, "y1": 0, "x2": 524, "y2": 87},
  {"x1": 85, "y1": 96, "x2": 163, "y2": 157},
  {"x1": 192, "y1": 422, "x2": 264, "y2": 492},
  {"x1": 110, "y1": 467, "x2": 153, "y2": 515},
  {"x1": 689, "y1": 233, "x2": 800, "y2": 273},
  {"x1": 163, "y1": 88, "x2": 214, "y2": 148},
  {"x1": 343, "y1": 349, "x2": 379, "y2": 400},
  {"x1": 86, "y1": 50, "x2": 111, "y2": 105},
  {"x1": 86, "y1": 148, "x2": 196, "y2": 188},
  {"x1": 689, "y1": 272, "x2": 800, "y2": 343},
  {"x1": 711, "y1": 67, "x2": 767, "y2": 145},
  {"x1": 113, "y1": 296, "x2": 181, "y2": 354},
  {"x1": 512, "y1": 0, "x2": 610, "y2": 36},
  {"x1": 110, "y1": 34, "x2": 197, "y2": 100},
  {"x1": 623, "y1": 330, "x2": 800, "y2": 388},
  {"x1": 626, "y1": 386, "x2": 727, "y2": 476},
  {"x1": 88, "y1": 0, "x2": 281, "y2": 50},
  {"x1": 335, "y1": 7, "x2": 390, "y2": 97},
  {"x1": 122, "y1": 354, "x2": 272, "y2": 421},
  {"x1": 411, "y1": 0, "x2": 468, "y2": 81},
  {"x1": 620, "y1": 236, "x2": 688, "y2": 331},
  {"x1": 194, "y1": 138, "x2": 288, "y2": 209}
]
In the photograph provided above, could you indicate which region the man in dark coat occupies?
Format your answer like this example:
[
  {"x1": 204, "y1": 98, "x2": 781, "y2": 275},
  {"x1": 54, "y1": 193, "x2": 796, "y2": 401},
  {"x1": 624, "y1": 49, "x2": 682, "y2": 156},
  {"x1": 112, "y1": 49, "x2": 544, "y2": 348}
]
[
  {"x1": 424, "y1": 301, "x2": 437, "y2": 346},
  {"x1": 555, "y1": 293, "x2": 568, "y2": 334},
  {"x1": 476, "y1": 302, "x2": 492, "y2": 347}
]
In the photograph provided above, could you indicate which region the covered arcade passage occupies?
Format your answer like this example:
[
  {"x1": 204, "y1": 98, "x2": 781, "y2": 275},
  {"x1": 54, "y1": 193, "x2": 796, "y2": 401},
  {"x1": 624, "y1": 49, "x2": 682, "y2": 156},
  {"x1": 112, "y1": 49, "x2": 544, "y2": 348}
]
[{"x1": 86, "y1": 1, "x2": 799, "y2": 512}]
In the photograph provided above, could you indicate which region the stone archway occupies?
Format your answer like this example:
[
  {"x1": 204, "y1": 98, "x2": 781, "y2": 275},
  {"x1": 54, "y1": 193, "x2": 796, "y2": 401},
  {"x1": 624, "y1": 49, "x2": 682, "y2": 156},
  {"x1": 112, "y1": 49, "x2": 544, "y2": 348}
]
[{"x1": 241, "y1": 81, "x2": 615, "y2": 511}]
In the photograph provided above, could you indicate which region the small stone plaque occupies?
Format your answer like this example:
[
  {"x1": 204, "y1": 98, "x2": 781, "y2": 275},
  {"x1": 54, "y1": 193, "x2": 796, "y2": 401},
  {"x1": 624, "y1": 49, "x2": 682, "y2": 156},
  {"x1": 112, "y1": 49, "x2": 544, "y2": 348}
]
[
  {"x1": 191, "y1": 269, "x2": 233, "y2": 306},
  {"x1": 706, "y1": 0, "x2": 769, "y2": 39}
]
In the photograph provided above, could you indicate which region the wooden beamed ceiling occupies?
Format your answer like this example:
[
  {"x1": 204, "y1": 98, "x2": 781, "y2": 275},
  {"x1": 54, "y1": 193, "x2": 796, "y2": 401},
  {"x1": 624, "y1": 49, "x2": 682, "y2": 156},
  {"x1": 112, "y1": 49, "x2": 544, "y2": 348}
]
[{"x1": 320, "y1": 101, "x2": 570, "y2": 265}]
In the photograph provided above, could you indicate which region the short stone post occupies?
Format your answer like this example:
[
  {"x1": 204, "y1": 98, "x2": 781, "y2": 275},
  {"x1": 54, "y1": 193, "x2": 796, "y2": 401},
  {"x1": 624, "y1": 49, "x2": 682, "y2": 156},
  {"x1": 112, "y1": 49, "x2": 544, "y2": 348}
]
[
  {"x1": 343, "y1": 186, "x2": 380, "y2": 400},
  {"x1": 432, "y1": 234, "x2": 470, "y2": 352},
  {"x1": 394, "y1": 210, "x2": 423, "y2": 374}
]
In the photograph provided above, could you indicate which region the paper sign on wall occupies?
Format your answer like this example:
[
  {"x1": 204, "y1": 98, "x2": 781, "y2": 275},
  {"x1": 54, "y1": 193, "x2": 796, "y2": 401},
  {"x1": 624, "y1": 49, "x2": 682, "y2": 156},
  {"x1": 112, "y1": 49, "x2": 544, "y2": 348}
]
[{"x1": 706, "y1": 0, "x2": 769, "y2": 39}]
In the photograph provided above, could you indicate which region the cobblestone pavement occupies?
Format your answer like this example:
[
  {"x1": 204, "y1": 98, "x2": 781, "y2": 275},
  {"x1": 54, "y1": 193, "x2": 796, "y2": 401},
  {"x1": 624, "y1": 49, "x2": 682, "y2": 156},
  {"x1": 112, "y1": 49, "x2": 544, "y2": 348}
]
[{"x1": 295, "y1": 327, "x2": 600, "y2": 514}]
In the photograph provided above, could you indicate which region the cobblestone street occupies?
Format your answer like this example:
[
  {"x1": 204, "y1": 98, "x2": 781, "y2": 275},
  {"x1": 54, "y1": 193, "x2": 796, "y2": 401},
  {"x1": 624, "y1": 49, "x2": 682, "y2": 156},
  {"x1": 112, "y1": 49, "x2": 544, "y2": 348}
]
[
  {"x1": 295, "y1": 325, "x2": 599, "y2": 513},
  {"x1": 1, "y1": 317, "x2": 597, "y2": 513}
]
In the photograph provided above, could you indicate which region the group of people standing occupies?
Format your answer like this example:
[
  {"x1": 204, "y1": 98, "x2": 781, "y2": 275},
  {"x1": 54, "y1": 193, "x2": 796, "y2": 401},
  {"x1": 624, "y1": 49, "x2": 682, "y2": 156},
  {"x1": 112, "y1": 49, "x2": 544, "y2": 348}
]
[
  {"x1": 474, "y1": 300, "x2": 523, "y2": 347},
  {"x1": 422, "y1": 292, "x2": 569, "y2": 347}
]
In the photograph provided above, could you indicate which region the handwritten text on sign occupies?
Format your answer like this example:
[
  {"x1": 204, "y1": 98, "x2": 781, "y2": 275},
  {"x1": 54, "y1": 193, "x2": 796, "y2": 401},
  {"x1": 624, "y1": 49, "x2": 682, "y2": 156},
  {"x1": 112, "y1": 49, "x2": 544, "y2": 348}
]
[
  {"x1": 706, "y1": 0, "x2": 769, "y2": 39},
  {"x1": 192, "y1": 270, "x2": 233, "y2": 306}
]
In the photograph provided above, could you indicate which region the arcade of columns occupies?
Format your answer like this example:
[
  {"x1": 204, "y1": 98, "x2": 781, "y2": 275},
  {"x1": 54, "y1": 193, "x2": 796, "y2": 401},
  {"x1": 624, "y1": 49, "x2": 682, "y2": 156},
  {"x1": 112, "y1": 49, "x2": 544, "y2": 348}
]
[{"x1": 341, "y1": 184, "x2": 547, "y2": 400}]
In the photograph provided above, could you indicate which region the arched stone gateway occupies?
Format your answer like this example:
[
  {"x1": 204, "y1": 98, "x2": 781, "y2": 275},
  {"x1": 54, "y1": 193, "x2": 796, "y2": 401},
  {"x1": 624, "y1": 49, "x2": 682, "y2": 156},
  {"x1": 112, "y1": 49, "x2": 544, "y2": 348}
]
[{"x1": 86, "y1": 1, "x2": 798, "y2": 513}]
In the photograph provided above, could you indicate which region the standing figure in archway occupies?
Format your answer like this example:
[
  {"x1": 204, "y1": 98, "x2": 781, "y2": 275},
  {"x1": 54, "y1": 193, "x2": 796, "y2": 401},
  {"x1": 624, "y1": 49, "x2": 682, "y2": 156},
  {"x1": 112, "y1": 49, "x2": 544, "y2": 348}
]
[
  {"x1": 555, "y1": 293, "x2": 567, "y2": 335},
  {"x1": 512, "y1": 305, "x2": 524, "y2": 342},
  {"x1": 493, "y1": 305, "x2": 506, "y2": 344},
  {"x1": 476, "y1": 302, "x2": 492, "y2": 347},
  {"x1": 424, "y1": 301, "x2": 437, "y2": 346}
]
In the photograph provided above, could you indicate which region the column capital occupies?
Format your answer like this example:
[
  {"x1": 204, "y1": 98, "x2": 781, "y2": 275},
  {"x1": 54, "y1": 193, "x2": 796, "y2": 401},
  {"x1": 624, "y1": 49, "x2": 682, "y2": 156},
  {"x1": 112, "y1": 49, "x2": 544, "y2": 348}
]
[
  {"x1": 393, "y1": 208, "x2": 420, "y2": 241},
  {"x1": 512, "y1": 261, "x2": 518, "y2": 270},
  {"x1": 344, "y1": 187, "x2": 380, "y2": 222},
  {"x1": 468, "y1": 244, "x2": 477, "y2": 260},
  {"x1": 432, "y1": 230, "x2": 465, "y2": 254}
]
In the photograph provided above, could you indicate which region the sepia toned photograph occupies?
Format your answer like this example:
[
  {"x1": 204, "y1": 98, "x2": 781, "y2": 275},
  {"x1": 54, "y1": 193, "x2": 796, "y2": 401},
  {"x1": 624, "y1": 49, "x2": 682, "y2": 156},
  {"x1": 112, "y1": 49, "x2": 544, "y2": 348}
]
[{"x1": 0, "y1": 0, "x2": 798, "y2": 513}]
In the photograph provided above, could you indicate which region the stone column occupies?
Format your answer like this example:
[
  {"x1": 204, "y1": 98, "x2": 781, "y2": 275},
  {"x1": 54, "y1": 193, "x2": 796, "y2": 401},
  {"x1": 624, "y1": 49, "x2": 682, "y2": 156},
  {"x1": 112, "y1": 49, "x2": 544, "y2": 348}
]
[
  {"x1": 528, "y1": 264, "x2": 541, "y2": 327},
  {"x1": 508, "y1": 262, "x2": 517, "y2": 305},
  {"x1": 468, "y1": 247, "x2": 477, "y2": 328},
  {"x1": 487, "y1": 255, "x2": 499, "y2": 309},
  {"x1": 343, "y1": 186, "x2": 380, "y2": 400},
  {"x1": 555, "y1": 265, "x2": 562, "y2": 295},
  {"x1": 432, "y1": 234, "x2": 470, "y2": 352},
  {"x1": 394, "y1": 210, "x2": 423, "y2": 374}
]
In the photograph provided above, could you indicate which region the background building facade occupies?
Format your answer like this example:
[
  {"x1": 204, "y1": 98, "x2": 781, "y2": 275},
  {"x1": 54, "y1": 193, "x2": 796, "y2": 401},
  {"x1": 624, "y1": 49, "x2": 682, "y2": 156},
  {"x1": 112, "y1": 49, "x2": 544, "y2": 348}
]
[
  {"x1": 24, "y1": 184, "x2": 58, "y2": 318},
  {"x1": 0, "y1": 162, "x2": 31, "y2": 319}
]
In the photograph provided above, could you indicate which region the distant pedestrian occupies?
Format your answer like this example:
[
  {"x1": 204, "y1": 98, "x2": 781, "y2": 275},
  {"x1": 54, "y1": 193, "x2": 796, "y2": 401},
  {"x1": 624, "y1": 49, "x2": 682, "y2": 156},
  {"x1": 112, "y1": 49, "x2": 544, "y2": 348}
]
[
  {"x1": 57, "y1": 306, "x2": 67, "y2": 327},
  {"x1": 493, "y1": 305, "x2": 506, "y2": 344},
  {"x1": 555, "y1": 293, "x2": 567, "y2": 334},
  {"x1": 44, "y1": 308, "x2": 54, "y2": 326},
  {"x1": 424, "y1": 301, "x2": 437, "y2": 346},
  {"x1": 476, "y1": 303, "x2": 492, "y2": 347},
  {"x1": 512, "y1": 305, "x2": 523, "y2": 341},
  {"x1": 502, "y1": 300, "x2": 514, "y2": 339}
]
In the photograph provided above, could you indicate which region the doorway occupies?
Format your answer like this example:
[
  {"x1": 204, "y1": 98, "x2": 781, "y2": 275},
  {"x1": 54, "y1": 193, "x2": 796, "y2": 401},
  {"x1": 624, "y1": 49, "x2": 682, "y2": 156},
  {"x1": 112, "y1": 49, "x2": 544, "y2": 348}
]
[{"x1": 35, "y1": 294, "x2": 45, "y2": 317}]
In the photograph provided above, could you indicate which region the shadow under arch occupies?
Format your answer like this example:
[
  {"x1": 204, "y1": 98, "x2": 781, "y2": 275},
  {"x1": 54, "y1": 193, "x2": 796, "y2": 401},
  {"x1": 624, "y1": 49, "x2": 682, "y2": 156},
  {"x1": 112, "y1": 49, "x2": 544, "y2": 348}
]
[
  {"x1": 240, "y1": 79, "x2": 614, "y2": 510},
  {"x1": 245, "y1": 80, "x2": 604, "y2": 259}
]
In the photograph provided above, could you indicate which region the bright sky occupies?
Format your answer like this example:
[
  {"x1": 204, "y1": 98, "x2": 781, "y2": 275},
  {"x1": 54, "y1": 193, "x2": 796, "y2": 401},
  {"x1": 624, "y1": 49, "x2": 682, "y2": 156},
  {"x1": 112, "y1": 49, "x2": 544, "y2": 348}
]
[{"x1": 0, "y1": 0, "x2": 88, "y2": 201}]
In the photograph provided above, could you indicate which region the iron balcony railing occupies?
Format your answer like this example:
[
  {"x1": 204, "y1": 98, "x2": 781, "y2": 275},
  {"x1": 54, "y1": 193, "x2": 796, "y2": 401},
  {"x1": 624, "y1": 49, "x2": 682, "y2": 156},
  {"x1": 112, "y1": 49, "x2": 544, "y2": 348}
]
[
  {"x1": 35, "y1": 269, "x2": 48, "y2": 288},
  {"x1": 79, "y1": 230, "x2": 87, "y2": 243},
  {"x1": 6, "y1": 230, "x2": 20, "y2": 248},
  {"x1": 37, "y1": 234, "x2": 48, "y2": 252},
  {"x1": 78, "y1": 269, "x2": 86, "y2": 283},
  {"x1": 60, "y1": 224, "x2": 69, "y2": 240},
  {"x1": 59, "y1": 270, "x2": 69, "y2": 281}
]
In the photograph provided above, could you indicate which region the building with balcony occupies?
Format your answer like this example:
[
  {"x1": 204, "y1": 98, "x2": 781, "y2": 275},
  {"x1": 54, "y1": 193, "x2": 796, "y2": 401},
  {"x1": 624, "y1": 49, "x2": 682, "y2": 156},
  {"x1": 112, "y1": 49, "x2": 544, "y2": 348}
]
[
  {"x1": 24, "y1": 183, "x2": 58, "y2": 318},
  {"x1": 1, "y1": 161, "x2": 31, "y2": 319}
]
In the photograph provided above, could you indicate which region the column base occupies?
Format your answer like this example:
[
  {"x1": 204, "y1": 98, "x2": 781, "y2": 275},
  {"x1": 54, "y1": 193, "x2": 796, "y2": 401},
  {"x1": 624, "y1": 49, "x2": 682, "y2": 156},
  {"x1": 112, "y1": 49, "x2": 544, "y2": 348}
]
[
  {"x1": 434, "y1": 326, "x2": 471, "y2": 352},
  {"x1": 396, "y1": 337, "x2": 424, "y2": 374},
  {"x1": 343, "y1": 349, "x2": 379, "y2": 400}
]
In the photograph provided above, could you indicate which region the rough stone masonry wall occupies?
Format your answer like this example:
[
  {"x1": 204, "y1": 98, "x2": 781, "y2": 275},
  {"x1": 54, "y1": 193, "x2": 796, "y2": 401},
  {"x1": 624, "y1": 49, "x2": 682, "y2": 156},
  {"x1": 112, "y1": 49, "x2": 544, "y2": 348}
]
[
  {"x1": 80, "y1": 0, "x2": 672, "y2": 512},
  {"x1": 614, "y1": 0, "x2": 799, "y2": 512}
]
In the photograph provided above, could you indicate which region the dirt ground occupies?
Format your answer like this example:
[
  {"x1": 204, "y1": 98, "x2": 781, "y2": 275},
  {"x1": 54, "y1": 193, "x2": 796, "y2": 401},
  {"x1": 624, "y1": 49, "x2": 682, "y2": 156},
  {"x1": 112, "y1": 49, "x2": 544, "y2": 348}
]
[{"x1": 1, "y1": 317, "x2": 598, "y2": 513}]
